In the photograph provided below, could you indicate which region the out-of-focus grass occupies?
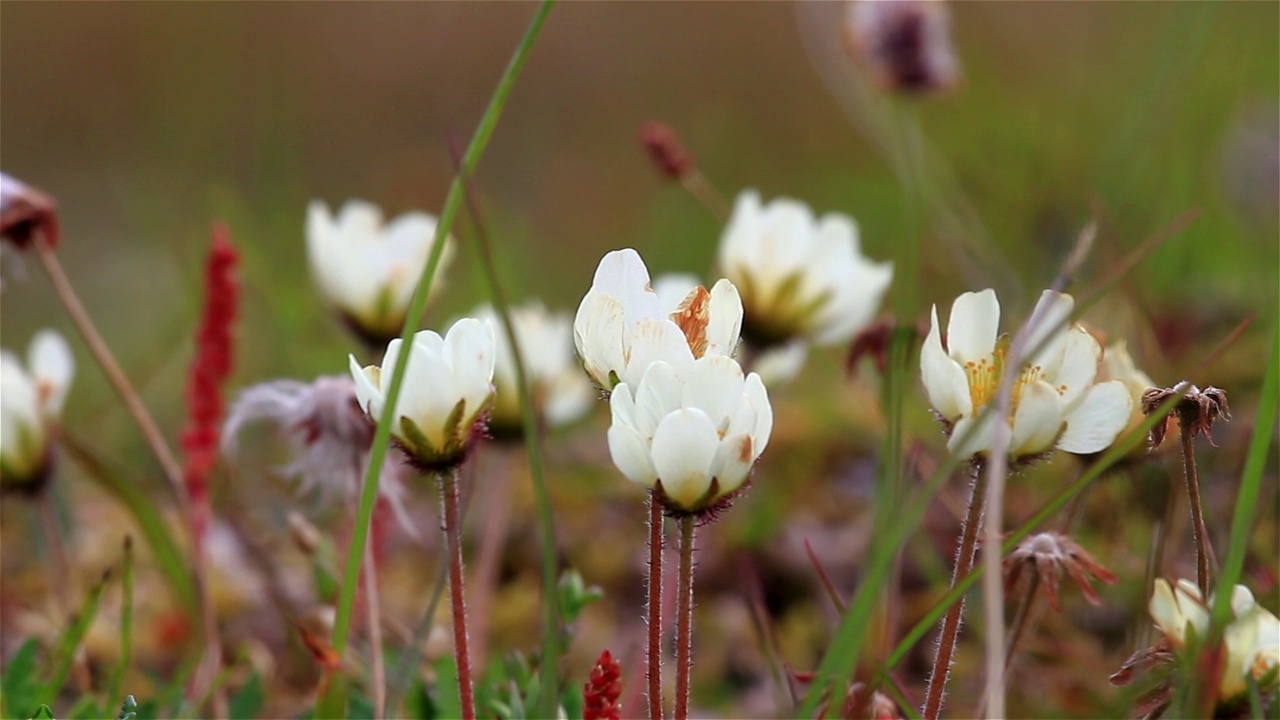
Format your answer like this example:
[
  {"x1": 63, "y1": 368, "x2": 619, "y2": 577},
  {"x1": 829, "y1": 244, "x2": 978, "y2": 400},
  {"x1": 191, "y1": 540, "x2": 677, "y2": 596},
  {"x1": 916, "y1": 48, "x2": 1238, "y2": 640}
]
[{"x1": 1, "y1": 2, "x2": 1276, "y2": 718}]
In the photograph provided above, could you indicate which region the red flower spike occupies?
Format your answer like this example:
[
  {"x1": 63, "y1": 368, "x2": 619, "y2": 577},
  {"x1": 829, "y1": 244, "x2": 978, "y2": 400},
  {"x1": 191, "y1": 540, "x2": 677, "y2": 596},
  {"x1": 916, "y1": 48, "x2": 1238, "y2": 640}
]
[
  {"x1": 638, "y1": 121, "x2": 694, "y2": 182},
  {"x1": 180, "y1": 223, "x2": 240, "y2": 543},
  {"x1": 583, "y1": 649, "x2": 623, "y2": 720}
]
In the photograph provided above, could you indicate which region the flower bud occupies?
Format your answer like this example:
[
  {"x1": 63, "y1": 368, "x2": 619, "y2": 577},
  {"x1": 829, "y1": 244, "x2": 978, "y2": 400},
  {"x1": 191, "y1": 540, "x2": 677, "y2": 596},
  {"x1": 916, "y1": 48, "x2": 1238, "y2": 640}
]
[{"x1": 844, "y1": 0, "x2": 960, "y2": 96}]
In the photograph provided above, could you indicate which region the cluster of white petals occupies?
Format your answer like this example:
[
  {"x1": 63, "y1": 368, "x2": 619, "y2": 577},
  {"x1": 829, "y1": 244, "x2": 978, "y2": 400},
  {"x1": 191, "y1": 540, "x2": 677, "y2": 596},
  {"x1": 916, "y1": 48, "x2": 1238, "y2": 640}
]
[
  {"x1": 1, "y1": 330, "x2": 74, "y2": 487},
  {"x1": 574, "y1": 249, "x2": 742, "y2": 391},
  {"x1": 717, "y1": 190, "x2": 893, "y2": 348},
  {"x1": 921, "y1": 289, "x2": 1133, "y2": 459},
  {"x1": 607, "y1": 355, "x2": 772, "y2": 513},
  {"x1": 1149, "y1": 578, "x2": 1280, "y2": 699},
  {"x1": 308, "y1": 199, "x2": 455, "y2": 344},
  {"x1": 350, "y1": 318, "x2": 496, "y2": 468},
  {"x1": 471, "y1": 302, "x2": 593, "y2": 435}
]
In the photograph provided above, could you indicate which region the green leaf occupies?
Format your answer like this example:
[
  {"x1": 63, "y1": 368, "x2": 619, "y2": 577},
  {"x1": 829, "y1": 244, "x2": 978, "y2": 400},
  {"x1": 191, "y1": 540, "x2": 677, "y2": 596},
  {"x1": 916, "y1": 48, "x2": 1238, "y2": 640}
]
[
  {"x1": 38, "y1": 571, "x2": 113, "y2": 710},
  {"x1": 228, "y1": 673, "x2": 263, "y2": 720},
  {"x1": 2, "y1": 638, "x2": 43, "y2": 719},
  {"x1": 107, "y1": 538, "x2": 135, "y2": 707}
]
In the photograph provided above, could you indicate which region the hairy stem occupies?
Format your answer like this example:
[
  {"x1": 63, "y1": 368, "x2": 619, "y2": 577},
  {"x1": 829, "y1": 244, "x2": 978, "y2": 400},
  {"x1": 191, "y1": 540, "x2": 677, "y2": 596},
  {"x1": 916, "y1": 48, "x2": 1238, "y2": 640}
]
[
  {"x1": 923, "y1": 467, "x2": 989, "y2": 720},
  {"x1": 674, "y1": 516, "x2": 697, "y2": 720},
  {"x1": 1178, "y1": 420, "x2": 1213, "y2": 596},
  {"x1": 646, "y1": 494, "x2": 665, "y2": 720},
  {"x1": 440, "y1": 468, "x2": 475, "y2": 720}
]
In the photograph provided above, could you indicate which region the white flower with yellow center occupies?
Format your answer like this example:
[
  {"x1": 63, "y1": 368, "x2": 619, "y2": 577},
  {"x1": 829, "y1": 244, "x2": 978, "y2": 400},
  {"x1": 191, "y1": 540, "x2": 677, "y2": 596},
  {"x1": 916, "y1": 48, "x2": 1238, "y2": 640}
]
[
  {"x1": 1, "y1": 330, "x2": 74, "y2": 488},
  {"x1": 471, "y1": 302, "x2": 593, "y2": 437},
  {"x1": 349, "y1": 318, "x2": 495, "y2": 468},
  {"x1": 574, "y1": 249, "x2": 742, "y2": 391},
  {"x1": 607, "y1": 355, "x2": 772, "y2": 514},
  {"x1": 717, "y1": 190, "x2": 892, "y2": 349},
  {"x1": 1149, "y1": 578, "x2": 1280, "y2": 700},
  {"x1": 920, "y1": 288, "x2": 1132, "y2": 459},
  {"x1": 308, "y1": 199, "x2": 455, "y2": 344}
]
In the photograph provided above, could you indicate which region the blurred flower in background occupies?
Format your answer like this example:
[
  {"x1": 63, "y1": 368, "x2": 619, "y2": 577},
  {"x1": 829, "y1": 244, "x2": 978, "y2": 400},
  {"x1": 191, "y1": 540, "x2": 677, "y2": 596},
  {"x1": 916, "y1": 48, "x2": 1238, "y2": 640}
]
[
  {"x1": 920, "y1": 289, "x2": 1132, "y2": 460},
  {"x1": 1, "y1": 330, "x2": 74, "y2": 490},
  {"x1": 574, "y1": 248, "x2": 742, "y2": 391},
  {"x1": 607, "y1": 355, "x2": 771, "y2": 515},
  {"x1": 717, "y1": 190, "x2": 893, "y2": 364},
  {"x1": 843, "y1": 0, "x2": 960, "y2": 95},
  {"x1": 307, "y1": 199, "x2": 455, "y2": 346},
  {"x1": 470, "y1": 302, "x2": 593, "y2": 439},
  {"x1": 1097, "y1": 340, "x2": 1162, "y2": 456},
  {"x1": 350, "y1": 318, "x2": 496, "y2": 470}
]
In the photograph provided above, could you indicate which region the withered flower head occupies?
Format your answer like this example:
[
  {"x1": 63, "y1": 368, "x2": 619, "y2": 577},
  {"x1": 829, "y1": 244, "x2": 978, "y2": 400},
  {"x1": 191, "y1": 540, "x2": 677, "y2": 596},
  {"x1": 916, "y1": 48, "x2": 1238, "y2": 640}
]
[
  {"x1": 222, "y1": 375, "x2": 412, "y2": 525},
  {"x1": 638, "y1": 121, "x2": 694, "y2": 182},
  {"x1": 0, "y1": 173, "x2": 59, "y2": 249},
  {"x1": 1141, "y1": 382, "x2": 1230, "y2": 449},
  {"x1": 844, "y1": 0, "x2": 960, "y2": 96},
  {"x1": 842, "y1": 681, "x2": 904, "y2": 720},
  {"x1": 1003, "y1": 532, "x2": 1118, "y2": 611}
]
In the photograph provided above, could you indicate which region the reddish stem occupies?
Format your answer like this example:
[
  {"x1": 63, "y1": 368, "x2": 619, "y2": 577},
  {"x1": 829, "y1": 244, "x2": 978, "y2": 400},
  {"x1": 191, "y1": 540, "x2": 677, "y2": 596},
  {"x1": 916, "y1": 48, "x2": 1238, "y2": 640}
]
[
  {"x1": 440, "y1": 468, "x2": 476, "y2": 720},
  {"x1": 646, "y1": 493, "x2": 665, "y2": 720},
  {"x1": 1179, "y1": 420, "x2": 1213, "y2": 596},
  {"x1": 922, "y1": 468, "x2": 989, "y2": 720},
  {"x1": 674, "y1": 516, "x2": 697, "y2": 720}
]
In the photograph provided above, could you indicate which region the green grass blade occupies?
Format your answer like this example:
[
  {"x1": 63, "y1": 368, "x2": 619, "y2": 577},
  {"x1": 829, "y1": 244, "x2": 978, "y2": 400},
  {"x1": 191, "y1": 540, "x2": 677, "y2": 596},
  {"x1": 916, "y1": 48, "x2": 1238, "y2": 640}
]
[
  {"x1": 106, "y1": 537, "x2": 135, "y2": 706},
  {"x1": 327, "y1": 2, "x2": 556, "y2": 715},
  {"x1": 37, "y1": 570, "x2": 113, "y2": 711},
  {"x1": 1209, "y1": 321, "x2": 1278, "y2": 632}
]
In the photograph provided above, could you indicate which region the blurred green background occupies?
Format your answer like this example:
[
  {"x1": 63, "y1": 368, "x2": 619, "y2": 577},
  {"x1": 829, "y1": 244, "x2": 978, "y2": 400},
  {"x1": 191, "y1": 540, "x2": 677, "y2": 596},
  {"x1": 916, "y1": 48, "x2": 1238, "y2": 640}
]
[{"x1": 2, "y1": 2, "x2": 1277, "y2": 717}]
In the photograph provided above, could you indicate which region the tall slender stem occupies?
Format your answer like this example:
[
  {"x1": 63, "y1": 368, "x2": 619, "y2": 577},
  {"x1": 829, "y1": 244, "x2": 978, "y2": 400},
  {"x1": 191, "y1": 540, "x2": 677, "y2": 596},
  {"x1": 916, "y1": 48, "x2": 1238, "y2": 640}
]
[
  {"x1": 1178, "y1": 421, "x2": 1212, "y2": 595},
  {"x1": 364, "y1": 530, "x2": 385, "y2": 719},
  {"x1": 674, "y1": 517, "x2": 697, "y2": 720},
  {"x1": 35, "y1": 240, "x2": 223, "y2": 715},
  {"x1": 922, "y1": 467, "x2": 989, "y2": 720},
  {"x1": 975, "y1": 573, "x2": 1040, "y2": 718},
  {"x1": 440, "y1": 468, "x2": 476, "y2": 720},
  {"x1": 646, "y1": 494, "x2": 665, "y2": 720}
]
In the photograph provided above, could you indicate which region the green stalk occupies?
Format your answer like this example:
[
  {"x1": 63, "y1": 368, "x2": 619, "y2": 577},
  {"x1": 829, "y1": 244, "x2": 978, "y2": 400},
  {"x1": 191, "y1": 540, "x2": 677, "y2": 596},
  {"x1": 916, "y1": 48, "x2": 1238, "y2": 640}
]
[
  {"x1": 107, "y1": 537, "x2": 136, "y2": 707},
  {"x1": 1208, "y1": 322, "x2": 1278, "y2": 637},
  {"x1": 37, "y1": 571, "x2": 112, "y2": 710},
  {"x1": 448, "y1": 124, "x2": 564, "y2": 716},
  {"x1": 329, "y1": 0, "x2": 555, "y2": 684}
]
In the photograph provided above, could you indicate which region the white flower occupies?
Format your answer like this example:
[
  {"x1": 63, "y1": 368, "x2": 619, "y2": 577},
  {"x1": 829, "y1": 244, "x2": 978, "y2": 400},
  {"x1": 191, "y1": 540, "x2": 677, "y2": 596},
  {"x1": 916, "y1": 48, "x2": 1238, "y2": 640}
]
[
  {"x1": 1098, "y1": 340, "x2": 1160, "y2": 454},
  {"x1": 654, "y1": 272, "x2": 809, "y2": 386},
  {"x1": 574, "y1": 249, "x2": 742, "y2": 391},
  {"x1": 307, "y1": 199, "x2": 455, "y2": 344},
  {"x1": 1, "y1": 330, "x2": 74, "y2": 487},
  {"x1": 607, "y1": 355, "x2": 772, "y2": 514},
  {"x1": 470, "y1": 302, "x2": 593, "y2": 436},
  {"x1": 350, "y1": 318, "x2": 496, "y2": 468},
  {"x1": 221, "y1": 375, "x2": 413, "y2": 527},
  {"x1": 717, "y1": 190, "x2": 893, "y2": 348},
  {"x1": 920, "y1": 289, "x2": 1133, "y2": 459},
  {"x1": 1149, "y1": 579, "x2": 1280, "y2": 699}
]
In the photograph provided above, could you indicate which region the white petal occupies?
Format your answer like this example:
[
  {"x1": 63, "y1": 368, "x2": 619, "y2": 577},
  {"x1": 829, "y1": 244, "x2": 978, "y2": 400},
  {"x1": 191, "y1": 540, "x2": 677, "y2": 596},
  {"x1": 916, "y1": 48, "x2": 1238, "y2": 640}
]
[
  {"x1": 651, "y1": 408, "x2": 719, "y2": 509},
  {"x1": 622, "y1": 318, "x2": 695, "y2": 387},
  {"x1": 29, "y1": 330, "x2": 74, "y2": 416},
  {"x1": 348, "y1": 354, "x2": 382, "y2": 417},
  {"x1": 1024, "y1": 290, "x2": 1075, "y2": 368},
  {"x1": 608, "y1": 422, "x2": 658, "y2": 488},
  {"x1": 743, "y1": 372, "x2": 773, "y2": 454},
  {"x1": 1150, "y1": 579, "x2": 1187, "y2": 646},
  {"x1": 1008, "y1": 380, "x2": 1065, "y2": 457},
  {"x1": 752, "y1": 341, "x2": 808, "y2": 386},
  {"x1": 947, "y1": 413, "x2": 996, "y2": 459},
  {"x1": 446, "y1": 318, "x2": 497, "y2": 423},
  {"x1": 1049, "y1": 326, "x2": 1101, "y2": 408},
  {"x1": 946, "y1": 289, "x2": 1000, "y2": 365},
  {"x1": 652, "y1": 274, "x2": 701, "y2": 314},
  {"x1": 633, "y1": 361, "x2": 682, "y2": 438},
  {"x1": 717, "y1": 189, "x2": 766, "y2": 271},
  {"x1": 704, "y1": 279, "x2": 743, "y2": 357},
  {"x1": 681, "y1": 355, "x2": 745, "y2": 429},
  {"x1": 591, "y1": 249, "x2": 662, "y2": 326},
  {"x1": 921, "y1": 305, "x2": 973, "y2": 421},
  {"x1": 1057, "y1": 381, "x2": 1133, "y2": 454},
  {"x1": 709, "y1": 431, "x2": 756, "y2": 496},
  {"x1": 608, "y1": 382, "x2": 638, "y2": 432},
  {"x1": 574, "y1": 290, "x2": 628, "y2": 389}
]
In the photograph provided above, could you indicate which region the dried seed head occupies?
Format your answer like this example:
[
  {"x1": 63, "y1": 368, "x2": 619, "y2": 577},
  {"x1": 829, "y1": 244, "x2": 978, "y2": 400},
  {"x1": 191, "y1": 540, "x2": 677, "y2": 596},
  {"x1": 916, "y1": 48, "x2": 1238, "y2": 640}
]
[
  {"x1": 842, "y1": 681, "x2": 904, "y2": 720},
  {"x1": 1003, "y1": 532, "x2": 1118, "y2": 611},
  {"x1": 0, "y1": 173, "x2": 59, "y2": 249},
  {"x1": 582, "y1": 649, "x2": 623, "y2": 720},
  {"x1": 1141, "y1": 382, "x2": 1231, "y2": 449},
  {"x1": 638, "y1": 121, "x2": 694, "y2": 181},
  {"x1": 844, "y1": 0, "x2": 960, "y2": 96}
]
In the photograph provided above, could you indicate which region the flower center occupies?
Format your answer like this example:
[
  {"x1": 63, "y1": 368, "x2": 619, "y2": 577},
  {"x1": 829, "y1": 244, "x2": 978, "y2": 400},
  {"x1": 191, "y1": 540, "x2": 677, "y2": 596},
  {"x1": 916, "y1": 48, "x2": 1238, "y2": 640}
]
[{"x1": 962, "y1": 340, "x2": 1057, "y2": 417}]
